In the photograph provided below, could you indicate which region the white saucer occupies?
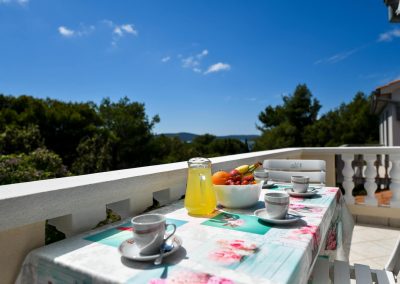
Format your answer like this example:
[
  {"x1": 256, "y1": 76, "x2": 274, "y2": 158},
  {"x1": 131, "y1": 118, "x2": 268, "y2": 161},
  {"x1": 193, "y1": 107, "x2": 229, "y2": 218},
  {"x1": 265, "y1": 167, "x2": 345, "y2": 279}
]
[
  {"x1": 119, "y1": 235, "x2": 182, "y2": 261},
  {"x1": 284, "y1": 187, "x2": 318, "y2": 197},
  {"x1": 254, "y1": 209, "x2": 301, "y2": 224}
]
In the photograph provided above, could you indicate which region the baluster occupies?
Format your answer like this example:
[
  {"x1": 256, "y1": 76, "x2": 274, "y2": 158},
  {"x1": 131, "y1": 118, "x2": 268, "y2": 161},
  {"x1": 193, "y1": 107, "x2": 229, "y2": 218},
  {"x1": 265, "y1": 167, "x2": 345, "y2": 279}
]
[
  {"x1": 363, "y1": 154, "x2": 378, "y2": 206},
  {"x1": 385, "y1": 154, "x2": 391, "y2": 189},
  {"x1": 376, "y1": 155, "x2": 382, "y2": 187},
  {"x1": 341, "y1": 153, "x2": 355, "y2": 204},
  {"x1": 389, "y1": 154, "x2": 400, "y2": 207}
]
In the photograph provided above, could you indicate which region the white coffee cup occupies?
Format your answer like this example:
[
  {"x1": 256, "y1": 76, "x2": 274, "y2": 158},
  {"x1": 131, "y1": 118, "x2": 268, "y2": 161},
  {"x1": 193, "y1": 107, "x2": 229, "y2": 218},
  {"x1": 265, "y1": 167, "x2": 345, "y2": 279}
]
[
  {"x1": 291, "y1": 176, "x2": 310, "y2": 193},
  {"x1": 131, "y1": 213, "x2": 176, "y2": 256},
  {"x1": 264, "y1": 192, "x2": 289, "y2": 219},
  {"x1": 254, "y1": 169, "x2": 269, "y2": 183}
]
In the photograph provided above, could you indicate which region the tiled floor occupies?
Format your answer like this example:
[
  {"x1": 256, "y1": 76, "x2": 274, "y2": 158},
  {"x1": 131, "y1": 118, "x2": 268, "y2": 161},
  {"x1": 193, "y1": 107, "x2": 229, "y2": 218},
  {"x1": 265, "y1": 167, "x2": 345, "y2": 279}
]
[{"x1": 349, "y1": 223, "x2": 400, "y2": 269}]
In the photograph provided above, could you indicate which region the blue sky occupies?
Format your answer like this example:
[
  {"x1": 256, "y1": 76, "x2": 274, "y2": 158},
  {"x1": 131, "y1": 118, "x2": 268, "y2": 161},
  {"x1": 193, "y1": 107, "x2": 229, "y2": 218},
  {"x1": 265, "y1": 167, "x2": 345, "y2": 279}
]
[{"x1": 0, "y1": 0, "x2": 399, "y2": 135}]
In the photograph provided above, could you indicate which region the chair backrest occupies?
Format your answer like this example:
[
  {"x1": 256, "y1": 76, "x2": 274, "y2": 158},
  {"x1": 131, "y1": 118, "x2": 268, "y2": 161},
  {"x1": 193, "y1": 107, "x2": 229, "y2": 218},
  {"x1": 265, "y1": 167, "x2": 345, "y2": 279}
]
[
  {"x1": 385, "y1": 236, "x2": 400, "y2": 276},
  {"x1": 263, "y1": 159, "x2": 326, "y2": 184}
]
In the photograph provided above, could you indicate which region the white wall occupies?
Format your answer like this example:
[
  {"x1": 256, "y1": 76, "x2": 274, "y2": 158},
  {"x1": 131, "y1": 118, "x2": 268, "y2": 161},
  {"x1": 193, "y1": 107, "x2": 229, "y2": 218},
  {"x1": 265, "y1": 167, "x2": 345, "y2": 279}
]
[{"x1": 391, "y1": 89, "x2": 400, "y2": 146}]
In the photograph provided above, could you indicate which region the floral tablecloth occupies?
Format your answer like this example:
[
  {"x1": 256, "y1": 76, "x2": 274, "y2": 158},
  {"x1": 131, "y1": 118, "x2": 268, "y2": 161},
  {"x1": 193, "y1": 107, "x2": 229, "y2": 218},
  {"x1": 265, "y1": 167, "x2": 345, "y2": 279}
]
[{"x1": 17, "y1": 186, "x2": 354, "y2": 284}]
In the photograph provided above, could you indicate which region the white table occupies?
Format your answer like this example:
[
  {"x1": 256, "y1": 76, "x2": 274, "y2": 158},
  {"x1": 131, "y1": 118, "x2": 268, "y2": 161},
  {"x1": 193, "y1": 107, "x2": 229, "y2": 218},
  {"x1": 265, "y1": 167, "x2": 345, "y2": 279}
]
[{"x1": 17, "y1": 185, "x2": 354, "y2": 284}]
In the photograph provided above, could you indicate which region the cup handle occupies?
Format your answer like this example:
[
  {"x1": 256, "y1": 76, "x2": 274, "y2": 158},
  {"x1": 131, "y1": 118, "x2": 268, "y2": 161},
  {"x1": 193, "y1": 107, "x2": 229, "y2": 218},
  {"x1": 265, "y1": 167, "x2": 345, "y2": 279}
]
[{"x1": 164, "y1": 223, "x2": 176, "y2": 243}]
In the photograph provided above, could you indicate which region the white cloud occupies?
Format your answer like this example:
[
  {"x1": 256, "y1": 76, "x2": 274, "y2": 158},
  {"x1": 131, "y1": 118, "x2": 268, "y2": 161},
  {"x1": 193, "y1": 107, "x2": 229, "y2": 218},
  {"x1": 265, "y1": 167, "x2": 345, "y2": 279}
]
[
  {"x1": 102, "y1": 20, "x2": 138, "y2": 47},
  {"x1": 182, "y1": 56, "x2": 199, "y2": 68},
  {"x1": 378, "y1": 29, "x2": 400, "y2": 42},
  {"x1": 180, "y1": 49, "x2": 210, "y2": 73},
  {"x1": 161, "y1": 56, "x2": 171, "y2": 63},
  {"x1": 102, "y1": 19, "x2": 114, "y2": 27},
  {"x1": 314, "y1": 47, "x2": 360, "y2": 65},
  {"x1": 0, "y1": 0, "x2": 29, "y2": 5},
  {"x1": 58, "y1": 24, "x2": 95, "y2": 38},
  {"x1": 204, "y1": 62, "x2": 231, "y2": 74},
  {"x1": 58, "y1": 26, "x2": 75, "y2": 37},
  {"x1": 121, "y1": 24, "x2": 137, "y2": 35},
  {"x1": 196, "y1": 49, "x2": 208, "y2": 59},
  {"x1": 111, "y1": 23, "x2": 137, "y2": 37},
  {"x1": 177, "y1": 49, "x2": 229, "y2": 75},
  {"x1": 113, "y1": 26, "x2": 123, "y2": 36}
]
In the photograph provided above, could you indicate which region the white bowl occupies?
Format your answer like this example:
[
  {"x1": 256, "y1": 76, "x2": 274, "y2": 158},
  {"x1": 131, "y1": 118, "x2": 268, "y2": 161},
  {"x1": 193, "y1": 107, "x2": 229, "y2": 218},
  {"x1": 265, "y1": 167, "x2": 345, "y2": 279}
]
[
  {"x1": 253, "y1": 169, "x2": 269, "y2": 178},
  {"x1": 213, "y1": 182, "x2": 262, "y2": 209}
]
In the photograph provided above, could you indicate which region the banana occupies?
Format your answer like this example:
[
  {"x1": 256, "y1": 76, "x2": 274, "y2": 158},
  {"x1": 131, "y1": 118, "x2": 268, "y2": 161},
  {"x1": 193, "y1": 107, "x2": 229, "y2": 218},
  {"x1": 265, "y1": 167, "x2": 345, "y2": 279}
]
[
  {"x1": 235, "y1": 164, "x2": 249, "y2": 174},
  {"x1": 248, "y1": 162, "x2": 262, "y2": 173},
  {"x1": 236, "y1": 162, "x2": 262, "y2": 175}
]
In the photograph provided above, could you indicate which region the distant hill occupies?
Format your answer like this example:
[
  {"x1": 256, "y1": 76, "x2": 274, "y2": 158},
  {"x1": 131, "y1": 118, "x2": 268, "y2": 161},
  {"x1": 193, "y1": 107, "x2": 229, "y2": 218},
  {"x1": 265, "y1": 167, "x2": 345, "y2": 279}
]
[
  {"x1": 162, "y1": 132, "x2": 197, "y2": 142},
  {"x1": 161, "y1": 132, "x2": 259, "y2": 143}
]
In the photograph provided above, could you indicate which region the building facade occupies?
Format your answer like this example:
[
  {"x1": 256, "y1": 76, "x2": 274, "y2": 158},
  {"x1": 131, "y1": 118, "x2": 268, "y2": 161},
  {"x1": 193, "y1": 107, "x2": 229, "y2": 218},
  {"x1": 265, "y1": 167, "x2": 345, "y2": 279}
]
[{"x1": 372, "y1": 80, "x2": 400, "y2": 146}]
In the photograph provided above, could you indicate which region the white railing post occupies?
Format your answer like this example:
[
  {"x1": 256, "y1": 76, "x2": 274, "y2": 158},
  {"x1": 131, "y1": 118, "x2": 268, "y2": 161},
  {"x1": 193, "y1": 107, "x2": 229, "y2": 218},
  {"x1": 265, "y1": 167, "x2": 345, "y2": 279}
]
[
  {"x1": 341, "y1": 153, "x2": 355, "y2": 204},
  {"x1": 363, "y1": 154, "x2": 378, "y2": 206},
  {"x1": 389, "y1": 154, "x2": 400, "y2": 207}
]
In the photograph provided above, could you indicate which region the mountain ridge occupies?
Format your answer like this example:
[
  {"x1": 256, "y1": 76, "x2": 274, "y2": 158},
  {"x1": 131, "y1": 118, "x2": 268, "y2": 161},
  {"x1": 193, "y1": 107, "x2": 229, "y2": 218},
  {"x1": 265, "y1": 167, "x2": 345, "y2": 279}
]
[{"x1": 160, "y1": 132, "x2": 259, "y2": 142}]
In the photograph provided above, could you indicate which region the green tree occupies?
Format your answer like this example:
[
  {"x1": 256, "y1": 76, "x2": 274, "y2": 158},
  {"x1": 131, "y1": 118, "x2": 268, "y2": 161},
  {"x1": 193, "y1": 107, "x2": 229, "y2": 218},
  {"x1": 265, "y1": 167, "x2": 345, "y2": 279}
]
[
  {"x1": 255, "y1": 84, "x2": 321, "y2": 150},
  {"x1": 0, "y1": 124, "x2": 44, "y2": 154},
  {"x1": 99, "y1": 97, "x2": 160, "y2": 169},
  {"x1": 150, "y1": 135, "x2": 194, "y2": 164},
  {"x1": 304, "y1": 92, "x2": 379, "y2": 146},
  {"x1": 0, "y1": 94, "x2": 101, "y2": 167},
  {"x1": 0, "y1": 148, "x2": 70, "y2": 185},
  {"x1": 41, "y1": 99, "x2": 101, "y2": 167},
  {"x1": 71, "y1": 130, "x2": 117, "y2": 174},
  {"x1": 209, "y1": 138, "x2": 249, "y2": 156},
  {"x1": 190, "y1": 134, "x2": 248, "y2": 157}
]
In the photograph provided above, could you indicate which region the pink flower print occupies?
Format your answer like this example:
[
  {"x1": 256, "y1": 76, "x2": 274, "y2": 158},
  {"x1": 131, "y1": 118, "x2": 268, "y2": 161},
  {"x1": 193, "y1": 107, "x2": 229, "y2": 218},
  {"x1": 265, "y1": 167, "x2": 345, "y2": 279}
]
[
  {"x1": 149, "y1": 280, "x2": 167, "y2": 284},
  {"x1": 290, "y1": 204, "x2": 305, "y2": 210},
  {"x1": 325, "y1": 188, "x2": 338, "y2": 194},
  {"x1": 290, "y1": 197, "x2": 304, "y2": 202},
  {"x1": 168, "y1": 270, "x2": 209, "y2": 283},
  {"x1": 149, "y1": 270, "x2": 235, "y2": 284},
  {"x1": 290, "y1": 225, "x2": 320, "y2": 241},
  {"x1": 297, "y1": 225, "x2": 318, "y2": 235},
  {"x1": 310, "y1": 207, "x2": 324, "y2": 214},
  {"x1": 325, "y1": 226, "x2": 337, "y2": 250},
  {"x1": 326, "y1": 233, "x2": 337, "y2": 250},
  {"x1": 217, "y1": 239, "x2": 257, "y2": 251},
  {"x1": 209, "y1": 249, "x2": 243, "y2": 264},
  {"x1": 207, "y1": 276, "x2": 235, "y2": 284}
]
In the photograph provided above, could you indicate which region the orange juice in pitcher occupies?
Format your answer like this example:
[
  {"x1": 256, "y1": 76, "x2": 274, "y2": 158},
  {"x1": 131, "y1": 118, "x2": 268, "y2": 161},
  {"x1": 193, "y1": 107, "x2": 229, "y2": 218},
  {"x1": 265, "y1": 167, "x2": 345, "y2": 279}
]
[{"x1": 184, "y1": 157, "x2": 216, "y2": 216}]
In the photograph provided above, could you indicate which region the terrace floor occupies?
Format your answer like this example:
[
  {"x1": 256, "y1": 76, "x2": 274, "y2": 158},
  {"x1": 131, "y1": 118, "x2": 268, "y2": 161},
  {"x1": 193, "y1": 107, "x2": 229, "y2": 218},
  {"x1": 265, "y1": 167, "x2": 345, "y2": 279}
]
[{"x1": 349, "y1": 223, "x2": 400, "y2": 269}]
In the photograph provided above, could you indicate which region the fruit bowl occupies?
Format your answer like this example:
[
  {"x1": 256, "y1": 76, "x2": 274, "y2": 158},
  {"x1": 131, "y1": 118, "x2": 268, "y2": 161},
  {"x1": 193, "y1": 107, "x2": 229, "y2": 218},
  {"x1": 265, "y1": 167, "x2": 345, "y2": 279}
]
[{"x1": 213, "y1": 181, "x2": 263, "y2": 209}]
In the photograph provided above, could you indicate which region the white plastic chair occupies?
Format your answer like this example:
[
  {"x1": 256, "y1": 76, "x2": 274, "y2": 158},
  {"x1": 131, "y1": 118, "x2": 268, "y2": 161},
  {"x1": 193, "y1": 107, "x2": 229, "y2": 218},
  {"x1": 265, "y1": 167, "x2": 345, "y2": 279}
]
[
  {"x1": 310, "y1": 237, "x2": 400, "y2": 283},
  {"x1": 263, "y1": 159, "x2": 326, "y2": 185}
]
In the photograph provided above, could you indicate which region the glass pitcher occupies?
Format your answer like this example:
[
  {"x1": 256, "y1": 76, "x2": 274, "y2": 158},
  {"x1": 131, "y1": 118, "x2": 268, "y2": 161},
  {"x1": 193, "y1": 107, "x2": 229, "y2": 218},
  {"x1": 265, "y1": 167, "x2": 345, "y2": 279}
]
[{"x1": 184, "y1": 157, "x2": 216, "y2": 216}]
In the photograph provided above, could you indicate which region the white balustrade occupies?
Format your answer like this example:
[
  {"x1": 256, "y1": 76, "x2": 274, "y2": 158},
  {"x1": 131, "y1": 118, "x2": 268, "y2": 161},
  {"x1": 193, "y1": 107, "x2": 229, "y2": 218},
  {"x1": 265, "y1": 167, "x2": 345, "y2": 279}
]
[
  {"x1": 389, "y1": 154, "x2": 400, "y2": 207},
  {"x1": 363, "y1": 154, "x2": 378, "y2": 206},
  {"x1": 341, "y1": 153, "x2": 355, "y2": 204}
]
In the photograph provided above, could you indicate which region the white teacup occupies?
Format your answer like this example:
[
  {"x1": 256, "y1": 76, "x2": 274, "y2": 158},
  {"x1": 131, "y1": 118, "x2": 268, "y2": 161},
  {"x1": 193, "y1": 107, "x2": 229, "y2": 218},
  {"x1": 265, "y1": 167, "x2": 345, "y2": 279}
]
[
  {"x1": 254, "y1": 169, "x2": 269, "y2": 183},
  {"x1": 264, "y1": 192, "x2": 289, "y2": 219},
  {"x1": 131, "y1": 213, "x2": 176, "y2": 256},
  {"x1": 291, "y1": 176, "x2": 310, "y2": 193}
]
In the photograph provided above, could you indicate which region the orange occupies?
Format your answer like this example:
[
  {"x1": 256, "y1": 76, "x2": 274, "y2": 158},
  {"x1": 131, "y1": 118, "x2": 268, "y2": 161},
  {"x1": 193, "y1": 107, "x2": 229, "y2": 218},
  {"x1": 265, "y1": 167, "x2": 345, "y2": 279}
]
[{"x1": 212, "y1": 171, "x2": 230, "y2": 185}]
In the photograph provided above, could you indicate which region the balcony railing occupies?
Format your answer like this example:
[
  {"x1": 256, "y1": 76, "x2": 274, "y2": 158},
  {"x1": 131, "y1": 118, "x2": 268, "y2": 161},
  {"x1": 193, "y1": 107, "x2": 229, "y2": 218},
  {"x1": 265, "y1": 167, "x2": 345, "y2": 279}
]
[{"x1": 2, "y1": 146, "x2": 400, "y2": 283}]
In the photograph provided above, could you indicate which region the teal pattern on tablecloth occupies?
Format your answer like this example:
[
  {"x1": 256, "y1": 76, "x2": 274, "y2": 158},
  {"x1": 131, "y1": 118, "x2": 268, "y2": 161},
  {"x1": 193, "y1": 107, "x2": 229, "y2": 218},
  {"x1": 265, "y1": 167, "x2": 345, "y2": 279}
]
[
  {"x1": 201, "y1": 212, "x2": 272, "y2": 235},
  {"x1": 84, "y1": 218, "x2": 188, "y2": 247}
]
